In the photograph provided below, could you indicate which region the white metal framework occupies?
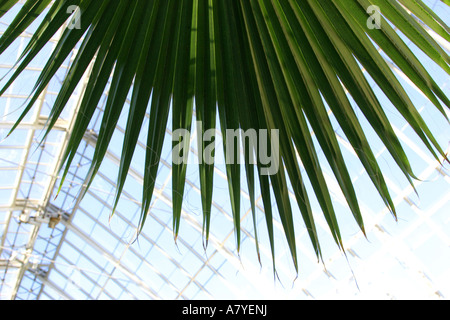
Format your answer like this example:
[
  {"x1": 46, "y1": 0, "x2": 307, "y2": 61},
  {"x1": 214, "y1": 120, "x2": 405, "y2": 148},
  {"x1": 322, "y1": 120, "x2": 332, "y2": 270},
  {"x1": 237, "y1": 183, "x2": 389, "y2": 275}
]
[{"x1": 1, "y1": 0, "x2": 449, "y2": 300}]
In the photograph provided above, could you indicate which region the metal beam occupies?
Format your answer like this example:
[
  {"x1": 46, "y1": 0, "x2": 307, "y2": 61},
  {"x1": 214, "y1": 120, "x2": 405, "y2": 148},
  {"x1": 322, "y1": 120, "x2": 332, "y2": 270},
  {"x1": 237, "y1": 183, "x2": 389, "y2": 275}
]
[{"x1": 60, "y1": 217, "x2": 160, "y2": 299}]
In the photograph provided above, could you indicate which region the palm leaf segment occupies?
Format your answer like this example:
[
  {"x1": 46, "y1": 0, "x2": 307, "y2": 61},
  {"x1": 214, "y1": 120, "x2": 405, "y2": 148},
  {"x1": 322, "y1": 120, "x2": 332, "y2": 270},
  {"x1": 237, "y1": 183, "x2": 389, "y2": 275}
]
[{"x1": 1, "y1": 0, "x2": 449, "y2": 274}]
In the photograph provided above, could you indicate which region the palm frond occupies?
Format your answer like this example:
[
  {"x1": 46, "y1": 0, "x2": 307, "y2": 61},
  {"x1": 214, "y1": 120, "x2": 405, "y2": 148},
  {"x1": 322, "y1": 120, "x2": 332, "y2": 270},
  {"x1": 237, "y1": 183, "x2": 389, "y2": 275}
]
[{"x1": 1, "y1": 0, "x2": 449, "y2": 274}]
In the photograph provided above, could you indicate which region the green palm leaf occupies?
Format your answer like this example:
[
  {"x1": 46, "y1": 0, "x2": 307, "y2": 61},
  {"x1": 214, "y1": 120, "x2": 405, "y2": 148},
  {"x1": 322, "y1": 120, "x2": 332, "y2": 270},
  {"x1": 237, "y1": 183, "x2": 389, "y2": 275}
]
[{"x1": 1, "y1": 0, "x2": 449, "y2": 274}]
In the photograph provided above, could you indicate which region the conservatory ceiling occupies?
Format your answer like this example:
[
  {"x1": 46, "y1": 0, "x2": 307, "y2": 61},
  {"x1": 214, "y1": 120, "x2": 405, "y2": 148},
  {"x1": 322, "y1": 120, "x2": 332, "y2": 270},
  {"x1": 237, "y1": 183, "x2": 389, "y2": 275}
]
[{"x1": 1, "y1": 0, "x2": 450, "y2": 300}]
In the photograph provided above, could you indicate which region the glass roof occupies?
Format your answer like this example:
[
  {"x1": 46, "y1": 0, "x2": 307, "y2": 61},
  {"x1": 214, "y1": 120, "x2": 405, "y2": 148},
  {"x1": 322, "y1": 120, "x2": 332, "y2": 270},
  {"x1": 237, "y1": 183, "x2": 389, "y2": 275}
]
[{"x1": 1, "y1": 0, "x2": 449, "y2": 300}]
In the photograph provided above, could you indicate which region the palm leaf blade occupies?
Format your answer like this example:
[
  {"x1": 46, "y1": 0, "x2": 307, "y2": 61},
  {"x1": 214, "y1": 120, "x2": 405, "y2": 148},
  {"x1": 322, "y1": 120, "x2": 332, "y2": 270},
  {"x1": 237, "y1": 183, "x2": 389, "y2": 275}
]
[{"x1": 0, "y1": 0, "x2": 449, "y2": 273}]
